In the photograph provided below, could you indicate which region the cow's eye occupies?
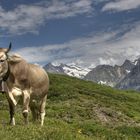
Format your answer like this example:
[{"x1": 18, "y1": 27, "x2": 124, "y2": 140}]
[{"x1": 0, "y1": 60, "x2": 5, "y2": 63}]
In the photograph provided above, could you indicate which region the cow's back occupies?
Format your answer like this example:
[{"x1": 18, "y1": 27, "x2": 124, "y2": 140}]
[{"x1": 28, "y1": 64, "x2": 49, "y2": 97}]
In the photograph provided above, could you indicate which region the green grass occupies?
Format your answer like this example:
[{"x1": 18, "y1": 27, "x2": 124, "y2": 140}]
[{"x1": 0, "y1": 73, "x2": 140, "y2": 139}]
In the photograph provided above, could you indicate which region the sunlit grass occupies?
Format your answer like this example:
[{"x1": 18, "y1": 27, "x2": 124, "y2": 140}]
[{"x1": 0, "y1": 73, "x2": 139, "y2": 139}]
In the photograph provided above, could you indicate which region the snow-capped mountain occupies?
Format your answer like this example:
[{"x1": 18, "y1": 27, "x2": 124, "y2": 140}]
[
  {"x1": 84, "y1": 59, "x2": 135, "y2": 87},
  {"x1": 84, "y1": 65, "x2": 127, "y2": 87},
  {"x1": 62, "y1": 63, "x2": 91, "y2": 78},
  {"x1": 44, "y1": 63, "x2": 91, "y2": 78},
  {"x1": 116, "y1": 58, "x2": 140, "y2": 91},
  {"x1": 43, "y1": 63, "x2": 66, "y2": 75}
]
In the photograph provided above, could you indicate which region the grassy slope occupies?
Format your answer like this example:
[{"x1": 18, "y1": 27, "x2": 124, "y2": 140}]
[{"x1": 0, "y1": 74, "x2": 140, "y2": 139}]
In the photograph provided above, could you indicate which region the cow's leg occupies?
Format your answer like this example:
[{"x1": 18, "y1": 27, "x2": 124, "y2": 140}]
[
  {"x1": 9, "y1": 102, "x2": 15, "y2": 125},
  {"x1": 30, "y1": 100, "x2": 38, "y2": 122},
  {"x1": 7, "y1": 87, "x2": 22, "y2": 125},
  {"x1": 8, "y1": 87, "x2": 23, "y2": 107},
  {"x1": 30, "y1": 106, "x2": 36, "y2": 121},
  {"x1": 6, "y1": 91, "x2": 18, "y2": 125},
  {"x1": 22, "y1": 90, "x2": 30, "y2": 124},
  {"x1": 40, "y1": 95, "x2": 47, "y2": 126},
  {"x1": 9, "y1": 91, "x2": 17, "y2": 106},
  {"x1": 8, "y1": 101, "x2": 16, "y2": 125}
]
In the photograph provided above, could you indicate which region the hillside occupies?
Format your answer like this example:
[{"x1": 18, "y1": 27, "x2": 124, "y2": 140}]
[{"x1": 0, "y1": 74, "x2": 140, "y2": 139}]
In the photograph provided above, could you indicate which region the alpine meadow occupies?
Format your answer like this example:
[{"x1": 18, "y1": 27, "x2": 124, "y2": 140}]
[
  {"x1": 0, "y1": 0, "x2": 140, "y2": 140},
  {"x1": 0, "y1": 73, "x2": 139, "y2": 139}
]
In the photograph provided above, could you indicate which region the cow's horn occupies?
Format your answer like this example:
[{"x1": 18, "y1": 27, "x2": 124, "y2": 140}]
[{"x1": 6, "y1": 42, "x2": 12, "y2": 53}]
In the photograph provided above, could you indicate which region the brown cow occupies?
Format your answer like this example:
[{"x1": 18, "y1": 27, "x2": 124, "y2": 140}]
[{"x1": 0, "y1": 43, "x2": 49, "y2": 126}]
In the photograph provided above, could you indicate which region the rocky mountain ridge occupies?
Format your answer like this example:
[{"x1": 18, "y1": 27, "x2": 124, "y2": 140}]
[{"x1": 44, "y1": 58, "x2": 140, "y2": 90}]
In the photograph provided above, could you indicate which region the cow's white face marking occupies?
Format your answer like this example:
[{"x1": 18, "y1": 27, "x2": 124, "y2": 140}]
[{"x1": 0, "y1": 52, "x2": 7, "y2": 60}]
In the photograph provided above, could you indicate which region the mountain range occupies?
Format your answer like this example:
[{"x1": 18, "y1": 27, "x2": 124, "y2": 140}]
[{"x1": 44, "y1": 58, "x2": 140, "y2": 91}]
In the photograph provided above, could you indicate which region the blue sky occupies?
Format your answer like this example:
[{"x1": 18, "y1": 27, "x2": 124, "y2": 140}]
[{"x1": 0, "y1": 0, "x2": 140, "y2": 67}]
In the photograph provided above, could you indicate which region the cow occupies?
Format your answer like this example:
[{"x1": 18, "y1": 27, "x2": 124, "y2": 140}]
[{"x1": 0, "y1": 43, "x2": 49, "y2": 126}]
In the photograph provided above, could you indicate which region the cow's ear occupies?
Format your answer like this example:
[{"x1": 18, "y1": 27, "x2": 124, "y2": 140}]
[{"x1": 6, "y1": 42, "x2": 12, "y2": 53}]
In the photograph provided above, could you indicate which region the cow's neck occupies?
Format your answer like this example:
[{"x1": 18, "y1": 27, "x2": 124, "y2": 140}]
[{"x1": 3, "y1": 62, "x2": 10, "y2": 81}]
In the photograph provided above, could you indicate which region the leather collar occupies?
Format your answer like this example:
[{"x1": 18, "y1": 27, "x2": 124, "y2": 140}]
[{"x1": 3, "y1": 62, "x2": 10, "y2": 81}]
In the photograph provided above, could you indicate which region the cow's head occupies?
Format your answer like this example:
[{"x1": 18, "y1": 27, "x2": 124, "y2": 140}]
[{"x1": 0, "y1": 43, "x2": 11, "y2": 81}]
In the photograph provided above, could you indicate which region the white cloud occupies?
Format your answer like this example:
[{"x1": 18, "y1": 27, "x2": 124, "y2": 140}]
[
  {"x1": 99, "y1": 57, "x2": 116, "y2": 65},
  {"x1": 102, "y1": 0, "x2": 140, "y2": 12},
  {"x1": 14, "y1": 22, "x2": 140, "y2": 67},
  {"x1": 2, "y1": 0, "x2": 139, "y2": 67},
  {"x1": 0, "y1": 0, "x2": 93, "y2": 35}
]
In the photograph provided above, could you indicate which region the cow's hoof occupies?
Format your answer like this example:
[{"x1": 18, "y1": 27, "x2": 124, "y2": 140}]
[{"x1": 9, "y1": 120, "x2": 15, "y2": 126}]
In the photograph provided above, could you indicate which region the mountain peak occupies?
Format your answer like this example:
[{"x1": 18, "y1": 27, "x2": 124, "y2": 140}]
[
  {"x1": 44, "y1": 62, "x2": 91, "y2": 78},
  {"x1": 133, "y1": 58, "x2": 140, "y2": 66},
  {"x1": 84, "y1": 64, "x2": 127, "y2": 87},
  {"x1": 122, "y1": 59, "x2": 133, "y2": 66},
  {"x1": 116, "y1": 57, "x2": 140, "y2": 91},
  {"x1": 121, "y1": 59, "x2": 135, "y2": 72}
]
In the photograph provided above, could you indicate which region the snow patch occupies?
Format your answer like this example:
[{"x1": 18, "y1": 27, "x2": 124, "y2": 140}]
[
  {"x1": 126, "y1": 70, "x2": 130, "y2": 73},
  {"x1": 51, "y1": 62, "x2": 61, "y2": 67},
  {"x1": 63, "y1": 65, "x2": 90, "y2": 78},
  {"x1": 98, "y1": 81, "x2": 107, "y2": 85},
  {"x1": 98, "y1": 81, "x2": 114, "y2": 87},
  {"x1": 134, "y1": 60, "x2": 138, "y2": 65}
]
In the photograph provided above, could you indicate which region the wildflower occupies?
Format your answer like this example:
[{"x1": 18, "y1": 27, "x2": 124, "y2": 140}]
[{"x1": 78, "y1": 129, "x2": 82, "y2": 134}]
